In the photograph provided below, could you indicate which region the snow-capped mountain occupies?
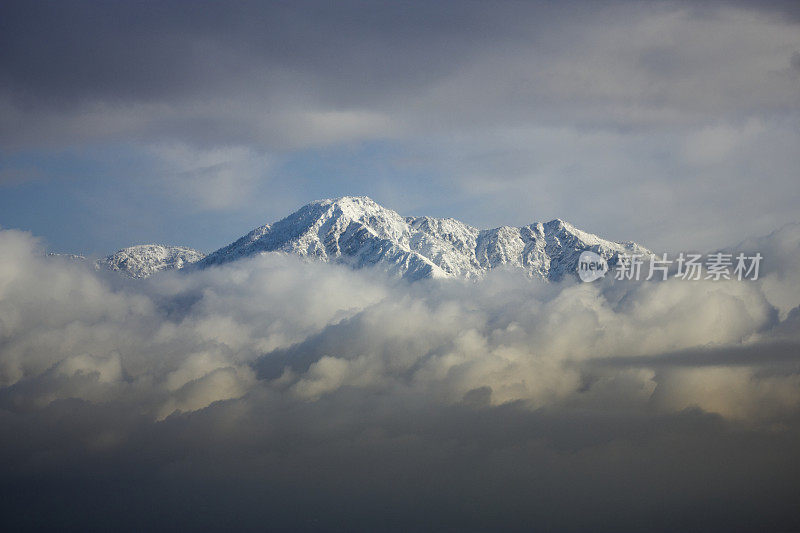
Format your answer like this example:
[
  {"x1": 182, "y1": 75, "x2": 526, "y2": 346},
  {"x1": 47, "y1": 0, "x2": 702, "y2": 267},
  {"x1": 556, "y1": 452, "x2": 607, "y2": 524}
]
[
  {"x1": 197, "y1": 196, "x2": 650, "y2": 281},
  {"x1": 97, "y1": 245, "x2": 205, "y2": 279}
]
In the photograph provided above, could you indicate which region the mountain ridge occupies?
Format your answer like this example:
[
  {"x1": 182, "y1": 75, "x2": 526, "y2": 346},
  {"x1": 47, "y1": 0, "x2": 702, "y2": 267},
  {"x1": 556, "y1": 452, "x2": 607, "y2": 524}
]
[
  {"x1": 85, "y1": 196, "x2": 650, "y2": 280},
  {"x1": 195, "y1": 196, "x2": 651, "y2": 281},
  {"x1": 97, "y1": 244, "x2": 205, "y2": 279}
]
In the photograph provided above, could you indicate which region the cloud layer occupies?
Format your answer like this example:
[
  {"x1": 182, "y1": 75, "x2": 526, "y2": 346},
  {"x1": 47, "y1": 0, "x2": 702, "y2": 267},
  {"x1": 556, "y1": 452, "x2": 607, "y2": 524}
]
[
  {"x1": 2, "y1": 1, "x2": 798, "y2": 148},
  {"x1": 1, "y1": 1, "x2": 799, "y2": 254},
  {"x1": 1, "y1": 226, "x2": 799, "y2": 530}
]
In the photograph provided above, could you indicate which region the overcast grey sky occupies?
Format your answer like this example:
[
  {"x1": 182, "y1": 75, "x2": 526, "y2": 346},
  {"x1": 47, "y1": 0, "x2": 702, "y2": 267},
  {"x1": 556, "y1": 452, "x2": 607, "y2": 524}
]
[{"x1": 1, "y1": 0, "x2": 799, "y2": 254}]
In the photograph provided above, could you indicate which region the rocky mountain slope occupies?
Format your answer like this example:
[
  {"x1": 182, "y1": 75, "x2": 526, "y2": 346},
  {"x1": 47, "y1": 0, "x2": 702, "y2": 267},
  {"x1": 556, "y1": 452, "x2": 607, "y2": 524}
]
[
  {"x1": 87, "y1": 197, "x2": 649, "y2": 280},
  {"x1": 197, "y1": 196, "x2": 650, "y2": 281},
  {"x1": 97, "y1": 245, "x2": 205, "y2": 279}
]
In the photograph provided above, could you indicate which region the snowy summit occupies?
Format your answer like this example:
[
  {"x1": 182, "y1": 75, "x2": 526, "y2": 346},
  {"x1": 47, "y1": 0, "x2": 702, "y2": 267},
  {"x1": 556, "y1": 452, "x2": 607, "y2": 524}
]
[
  {"x1": 196, "y1": 196, "x2": 650, "y2": 281},
  {"x1": 97, "y1": 245, "x2": 205, "y2": 279},
  {"x1": 92, "y1": 197, "x2": 649, "y2": 280}
]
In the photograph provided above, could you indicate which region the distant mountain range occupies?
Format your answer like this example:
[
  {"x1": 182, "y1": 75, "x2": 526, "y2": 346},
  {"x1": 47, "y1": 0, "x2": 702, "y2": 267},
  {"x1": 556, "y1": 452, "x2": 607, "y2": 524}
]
[{"x1": 89, "y1": 196, "x2": 651, "y2": 281}]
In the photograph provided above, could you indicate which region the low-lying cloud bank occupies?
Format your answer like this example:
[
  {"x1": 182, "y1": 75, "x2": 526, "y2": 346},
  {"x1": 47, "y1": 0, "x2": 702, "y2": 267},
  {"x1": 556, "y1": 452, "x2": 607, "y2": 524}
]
[{"x1": 1, "y1": 226, "x2": 799, "y2": 531}]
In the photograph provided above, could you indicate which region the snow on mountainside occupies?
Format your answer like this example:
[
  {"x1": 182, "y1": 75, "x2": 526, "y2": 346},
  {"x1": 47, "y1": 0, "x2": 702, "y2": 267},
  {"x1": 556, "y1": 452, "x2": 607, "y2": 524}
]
[
  {"x1": 198, "y1": 196, "x2": 651, "y2": 281},
  {"x1": 98, "y1": 245, "x2": 205, "y2": 279}
]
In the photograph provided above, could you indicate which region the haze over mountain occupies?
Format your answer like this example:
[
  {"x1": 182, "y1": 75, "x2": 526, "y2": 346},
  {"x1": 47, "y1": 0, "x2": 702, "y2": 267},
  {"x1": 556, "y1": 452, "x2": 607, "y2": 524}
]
[{"x1": 96, "y1": 196, "x2": 650, "y2": 280}]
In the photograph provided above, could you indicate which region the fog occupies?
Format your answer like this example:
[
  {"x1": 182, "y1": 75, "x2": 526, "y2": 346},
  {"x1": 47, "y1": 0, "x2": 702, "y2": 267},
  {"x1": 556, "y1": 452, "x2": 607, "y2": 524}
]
[{"x1": 1, "y1": 226, "x2": 799, "y2": 531}]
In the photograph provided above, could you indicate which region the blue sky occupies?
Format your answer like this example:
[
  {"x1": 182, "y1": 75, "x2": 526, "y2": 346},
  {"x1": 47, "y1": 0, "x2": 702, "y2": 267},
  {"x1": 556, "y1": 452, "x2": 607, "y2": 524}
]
[{"x1": 1, "y1": 0, "x2": 799, "y2": 255}]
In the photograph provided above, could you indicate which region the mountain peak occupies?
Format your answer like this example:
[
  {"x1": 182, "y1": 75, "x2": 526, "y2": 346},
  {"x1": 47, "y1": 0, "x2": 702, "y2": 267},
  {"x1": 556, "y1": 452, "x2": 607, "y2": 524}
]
[
  {"x1": 92, "y1": 198, "x2": 650, "y2": 280},
  {"x1": 545, "y1": 217, "x2": 568, "y2": 227},
  {"x1": 98, "y1": 244, "x2": 205, "y2": 279},
  {"x1": 196, "y1": 197, "x2": 650, "y2": 281},
  {"x1": 314, "y1": 195, "x2": 379, "y2": 207}
]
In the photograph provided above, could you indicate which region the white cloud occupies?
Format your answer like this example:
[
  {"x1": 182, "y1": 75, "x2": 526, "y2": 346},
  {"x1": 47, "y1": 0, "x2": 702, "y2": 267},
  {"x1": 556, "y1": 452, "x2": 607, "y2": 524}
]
[
  {"x1": 0, "y1": 225, "x2": 799, "y2": 529},
  {"x1": 2, "y1": 226, "x2": 798, "y2": 421}
]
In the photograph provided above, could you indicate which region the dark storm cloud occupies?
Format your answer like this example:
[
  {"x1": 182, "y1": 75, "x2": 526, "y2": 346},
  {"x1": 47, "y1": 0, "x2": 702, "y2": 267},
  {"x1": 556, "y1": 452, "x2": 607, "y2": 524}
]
[
  {"x1": 589, "y1": 340, "x2": 800, "y2": 368},
  {"x1": 2, "y1": 0, "x2": 798, "y2": 149},
  {"x1": 0, "y1": 0, "x2": 535, "y2": 146},
  {"x1": 1, "y1": 394, "x2": 799, "y2": 532},
  {"x1": 0, "y1": 0, "x2": 479, "y2": 104}
]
